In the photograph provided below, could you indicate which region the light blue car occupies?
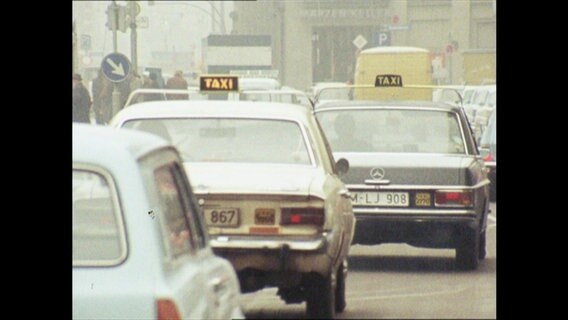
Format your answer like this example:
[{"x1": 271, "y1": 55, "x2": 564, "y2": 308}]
[{"x1": 73, "y1": 124, "x2": 244, "y2": 320}]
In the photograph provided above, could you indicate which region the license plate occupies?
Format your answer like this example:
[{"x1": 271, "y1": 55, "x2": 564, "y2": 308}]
[
  {"x1": 204, "y1": 208, "x2": 239, "y2": 227},
  {"x1": 255, "y1": 208, "x2": 275, "y2": 225},
  {"x1": 351, "y1": 192, "x2": 409, "y2": 207}
]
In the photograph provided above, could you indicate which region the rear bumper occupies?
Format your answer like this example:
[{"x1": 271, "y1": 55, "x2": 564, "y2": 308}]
[
  {"x1": 352, "y1": 210, "x2": 478, "y2": 247},
  {"x1": 210, "y1": 233, "x2": 336, "y2": 276}
]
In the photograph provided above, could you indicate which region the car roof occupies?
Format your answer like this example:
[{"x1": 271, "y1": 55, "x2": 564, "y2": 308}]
[
  {"x1": 112, "y1": 100, "x2": 314, "y2": 125},
  {"x1": 314, "y1": 100, "x2": 460, "y2": 112},
  {"x1": 73, "y1": 123, "x2": 171, "y2": 166}
]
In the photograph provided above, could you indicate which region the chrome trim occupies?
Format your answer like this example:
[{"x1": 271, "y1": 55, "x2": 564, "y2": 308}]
[
  {"x1": 364, "y1": 179, "x2": 391, "y2": 185},
  {"x1": 72, "y1": 164, "x2": 128, "y2": 267},
  {"x1": 210, "y1": 235, "x2": 327, "y2": 251},
  {"x1": 353, "y1": 208, "x2": 476, "y2": 215},
  {"x1": 484, "y1": 161, "x2": 496, "y2": 169},
  {"x1": 347, "y1": 180, "x2": 490, "y2": 191}
]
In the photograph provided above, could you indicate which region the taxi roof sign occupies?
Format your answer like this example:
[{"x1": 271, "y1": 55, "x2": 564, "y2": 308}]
[
  {"x1": 199, "y1": 75, "x2": 239, "y2": 92},
  {"x1": 375, "y1": 74, "x2": 403, "y2": 87}
]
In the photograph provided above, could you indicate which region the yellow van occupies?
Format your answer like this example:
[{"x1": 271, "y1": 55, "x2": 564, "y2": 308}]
[
  {"x1": 354, "y1": 46, "x2": 432, "y2": 100},
  {"x1": 462, "y1": 48, "x2": 496, "y2": 85}
]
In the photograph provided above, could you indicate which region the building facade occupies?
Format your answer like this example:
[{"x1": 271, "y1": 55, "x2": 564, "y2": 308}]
[{"x1": 231, "y1": 0, "x2": 496, "y2": 90}]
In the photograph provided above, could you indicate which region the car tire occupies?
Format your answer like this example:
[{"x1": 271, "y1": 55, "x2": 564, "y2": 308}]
[
  {"x1": 478, "y1": 229, "x2": 487, "y2": 260},
  {"x1": 335, "y1": 260, "x2": 347, "y2": 313},
  {"x1": 306, "y1": 273, "x2": 335, "y2": 319},
  {"x1": 490, "y1": 184, "x2": 496, "y2": 202},
  {"x1": 455, "y1": 227, "x2": 479, "y2": 270}
]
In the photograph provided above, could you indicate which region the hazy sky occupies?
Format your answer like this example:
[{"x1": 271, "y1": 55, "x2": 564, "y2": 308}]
[{"x1": 73, "y1": 1, "x2": 233, "y2": 71}]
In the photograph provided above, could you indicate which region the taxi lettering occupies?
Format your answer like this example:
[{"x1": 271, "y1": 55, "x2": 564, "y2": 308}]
[
  {"x1": 374, "y1": 74, "x2": 403, "y2": 87},
  {"x1": 200, "y1": 75, "x2": 239, "y2": 92}
]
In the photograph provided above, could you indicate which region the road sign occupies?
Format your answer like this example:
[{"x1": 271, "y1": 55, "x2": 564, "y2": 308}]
[
  {"x1": 388, "y1": 24, "x2": 410, "y2": 31},
  {"x1": 372, "y1": 32, "x2": 391, "y2": 47},
  {"x1": 136, "y1": 16, "x2": 149, "y2": 28},
  {"x1": 352, "y1": 34, "x2": 368, "y2": 49},
  {"x1": 80, "y1": 34, "x2": 91, "y2": 50},
  {"x1": 101, "y1": 53, "x2": 131, "y2": 83}
]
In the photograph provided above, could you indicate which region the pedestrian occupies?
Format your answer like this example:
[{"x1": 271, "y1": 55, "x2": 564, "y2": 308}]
[
  {"x1": 166, "y1": 70, "x2": 189, "y2": 100},
  {"x1": 73, "y1": 73, "x2": 92, "y2": 123},
  {"x1": 91, "y1": 69, "x2": 112, "y2": 124},
  {"x1": 143, "y1": 72, "x2": 165, "y2": 101}
]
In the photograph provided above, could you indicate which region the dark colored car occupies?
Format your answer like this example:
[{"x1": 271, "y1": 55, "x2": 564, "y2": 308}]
[
  {"x1": 315, "y1": 100, "x2": 491, "y2": 270},
  {"x1": 479, "y1": 108, "x2": 496, "y2": 201}
]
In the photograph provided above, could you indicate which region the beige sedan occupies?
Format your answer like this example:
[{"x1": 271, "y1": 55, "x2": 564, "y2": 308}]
[{"x1": 111, "y1": 100, "x2": 356, "y2": 319}]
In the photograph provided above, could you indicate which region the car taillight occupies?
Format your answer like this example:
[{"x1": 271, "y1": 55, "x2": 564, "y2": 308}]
[
  {"x1": 483, "y1": 153, "x2": 494, "y2": 161},
  {"x1": 157, "y1": 299, "x2": 181, "y2": 320},
  {"x1": 281, "y1": 208, "x2": 324, "y2": 226},
  {"x1": 435, "y1": 190, "x2": 473, "y2": 207}
]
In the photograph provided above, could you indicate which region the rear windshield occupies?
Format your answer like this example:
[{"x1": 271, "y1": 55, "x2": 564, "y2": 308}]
[
  {"x1": 124, "y1": 118, "x2": 312, "y2": 165},
  {"x1": 316, "y1": 109, "x2": 465, "y2": 154}
]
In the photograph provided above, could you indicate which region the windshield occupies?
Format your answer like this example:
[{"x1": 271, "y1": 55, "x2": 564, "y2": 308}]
[
  {"x1": 123, "y1": 118, "x2": 312, "y2": 164},
  {"x1": 316, "y1": 109, "x2": 465, "y2": 154}
]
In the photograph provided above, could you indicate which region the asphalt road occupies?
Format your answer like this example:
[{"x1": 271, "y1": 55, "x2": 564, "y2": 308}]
[{"x1": 241, "y1": 202, "x2": 497, "y2": 319}]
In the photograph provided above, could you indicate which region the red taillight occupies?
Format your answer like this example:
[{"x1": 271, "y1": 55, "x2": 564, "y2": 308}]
[
  {"x1": 157, "y1": 299, "x2": 181, "y2": 320},
  {"x1": 281, "y1": 208, "x2": 324, "y2": 226},
  {"x1": 483, "y1": 153, "x2": 494, "y2": 161},
  {"x1": 435, "y1": 190, "x2": 473, "y2": 207}
]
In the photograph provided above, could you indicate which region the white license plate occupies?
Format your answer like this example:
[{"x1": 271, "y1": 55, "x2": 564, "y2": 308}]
[
  {"x1": 351, "y1": 192, "x2": 409, "y2": 207},
  {"x1": 204, "y1": 208, "x2": 239, "y2": 227}
]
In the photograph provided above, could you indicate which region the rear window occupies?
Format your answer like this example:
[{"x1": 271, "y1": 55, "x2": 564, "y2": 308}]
[
  {"x1": 154, "y1": 165, "x2": 194, "y2": 258},
  {"x1": 73, "y1": 169, "x2": 126, "y2": 266},
  {"x1": 125, "y1": 118, "x2": 312, "y2": 165},
  {"x1": 316, "y1": 109, "x2": 465, "y2": 154}
]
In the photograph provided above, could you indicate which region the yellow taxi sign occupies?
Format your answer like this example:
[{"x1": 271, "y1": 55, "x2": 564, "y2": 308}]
[
  {"x1": 375, "y1": 74, "x2": 403, "y2": 87},
  {"x1": 199, "y1": 75, "x2": 239, "y2": 92}
]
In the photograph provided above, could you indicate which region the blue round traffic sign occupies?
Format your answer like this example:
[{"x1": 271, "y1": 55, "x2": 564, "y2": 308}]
[{"x1": 101, "y1": 53, "x2": 131, "y2": 83}]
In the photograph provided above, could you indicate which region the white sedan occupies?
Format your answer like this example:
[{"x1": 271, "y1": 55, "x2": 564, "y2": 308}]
[
  {"x1": 73, "y1": 124, "x2": 244, "y2": 320},
  {"x1": 111, "y1": 100, "x2": 356, "y2": 319}
]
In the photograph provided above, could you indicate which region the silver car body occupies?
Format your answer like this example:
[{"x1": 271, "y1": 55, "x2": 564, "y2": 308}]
[{"x1": 72, "y1": 124, "x2": 243, "y2": 320}]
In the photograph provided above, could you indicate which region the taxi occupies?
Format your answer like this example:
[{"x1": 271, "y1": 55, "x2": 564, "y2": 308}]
[
  {"x1": 314, "y1": 85, "x2": 490, "y2": 270},
  {"x1": 73, "y1": 124, "x2": 244, "y2": 319},
  {"x1": 111, "y1": 99, "x2": 356, "y2": 319}
]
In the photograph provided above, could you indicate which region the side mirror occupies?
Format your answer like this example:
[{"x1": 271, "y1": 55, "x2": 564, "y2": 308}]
[{"x1": 335, "y1": 158, "x2": 350, "y2": 177}]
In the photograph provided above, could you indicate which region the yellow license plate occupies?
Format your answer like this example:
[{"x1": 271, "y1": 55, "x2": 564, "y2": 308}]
[
  {"x1": 415, "y1": 193, "x2": 431, "y2": 206},
  {"x1": 255, "y1": 208, "x2": 275, "y2": 225}
]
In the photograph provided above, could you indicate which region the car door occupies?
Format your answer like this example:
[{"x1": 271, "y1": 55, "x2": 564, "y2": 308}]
[
  {"x1": 142, "y1": 149, "x2": 242, "y2": 320},
  {"x1": 313, "y1": 118, "x2": 355, "y2": 257}
]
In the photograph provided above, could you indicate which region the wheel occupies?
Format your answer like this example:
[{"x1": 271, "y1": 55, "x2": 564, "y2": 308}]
[
  {"x1": 335, "y1": 260, "x2": 347, "y2": 313},
  {"x1": 490, "y1": 183, "x2": 496, "y2": 202},
  {"x1": 306, "y1": 273, "x2": 335, "y2": 319},
  {"x1": 478, "y1": 229, "x2": 487, "y2": 260},
  {"x1": 455, "y1": 227, "x2": 479, "y2": 270}
]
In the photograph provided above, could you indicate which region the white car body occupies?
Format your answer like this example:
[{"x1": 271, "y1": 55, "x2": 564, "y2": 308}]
[
  {"x1": 72, "y1": 124, "x2": 243, "y2": 320},
  {"x1": 462, "y1": 84, "x2": 496, "y2": 125},
  {"x1": 111, "y1": 100, "x2": 356, "y2": 319}
]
